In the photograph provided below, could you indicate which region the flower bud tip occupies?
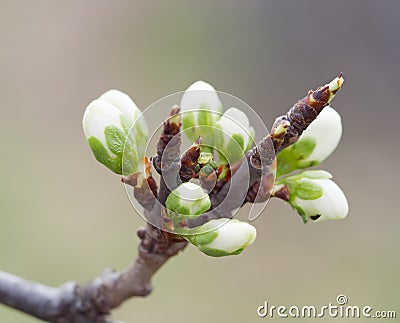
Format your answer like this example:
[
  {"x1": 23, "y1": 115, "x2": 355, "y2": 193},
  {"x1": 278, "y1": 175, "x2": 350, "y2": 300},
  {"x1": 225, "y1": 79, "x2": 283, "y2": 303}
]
[{"x1": 327, "y1": 74, "x2": 344, "y2": 102}]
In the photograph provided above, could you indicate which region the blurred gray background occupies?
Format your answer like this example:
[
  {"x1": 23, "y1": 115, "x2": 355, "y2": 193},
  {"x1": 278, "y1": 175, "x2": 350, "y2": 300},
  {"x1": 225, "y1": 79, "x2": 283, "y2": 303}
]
[{"x1": 0, "y1": 1, "x2": 399, "y2": 322}]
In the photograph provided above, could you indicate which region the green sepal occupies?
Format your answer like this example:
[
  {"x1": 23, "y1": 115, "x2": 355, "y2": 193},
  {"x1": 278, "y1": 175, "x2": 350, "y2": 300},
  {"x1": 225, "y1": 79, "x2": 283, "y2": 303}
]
[
  {"x1": 200, "y1": 145, "x2": 213, "y2": 154},
  {"x1": 197, "y1": 105, "x2": 215, "y2": 126},
  {"x1": 197, "y1": 245, "x2": 244, "y2": 257},
  {"x1": 104, "y1": 125, "x2": 126, "y2": 156},
  {"x1": 209, "y1": 159, "x2": 218, "y2": 170},
  {"x1": 87, "y1": 136, "x2": 122, "y2": 174},
  {"x1": 293, "y1": 205, "x2": 308, "y2": 223},
  {"x1": 277, "y1": 169, "x2": 332, "y2": 223},
  {"x1": 216, "y1": 103, "x2": 223, "y2": 116},
  {"x1": 182, "y1": 112, "x2": 197, "y2": 141},
  {"x1": 119, "y1": 114, "x2": 133, "y2": 134},
  {"x1": 295, "y1": 180, "x2": 323, "y2": 200},
  {"x1": 277, "y1": 171, "x2": 327, "y2": 201},
  {"x1": 200, "y1": 165, "x2": 215, "y2": 177},
  {"x1": 229, "y1": 133, "x2": 245, "y2": 151},
  {"x1": 189, "y1": 225, "x2": 247, "y2": 257},
  {"x1": 121, "y1": 156, "x2": 137, "y2": 176},
  {"x1": 245, "y1": 127, "x2": 256, "y2": 152},
  {"x1": 301, "y1": 170, "x2": 332, "y2": 179},
  {"x1": 132, "y1": 117, "x2": 148, "y2": 158},
  {"x1": 213, "y1": 125, "x2": 224, "y2": 151},
  {"x1": 165, "y1": 193, "x2": 181, "y2": 214},
  {"x1": 222, "y1": 133, "x2": 246, "y2": 163},
  {"x1": 198, "y1": 152, "x2": 213, "y2": 165},
  {"x1": 217, "y1": 164, "x2": 230, "y2": 179},
  {"x1": 165, "y1": 190, "x2": 211, "y2": 219},
  {"x1": 187, "y1": 230, "x2": 218, "y2": 246},
  {"x1": 120, "y1": 114, "x2": 148, "y2": 159},
  {"x1": 276, "y1": 137, "x2": 317, "y2": 177}
]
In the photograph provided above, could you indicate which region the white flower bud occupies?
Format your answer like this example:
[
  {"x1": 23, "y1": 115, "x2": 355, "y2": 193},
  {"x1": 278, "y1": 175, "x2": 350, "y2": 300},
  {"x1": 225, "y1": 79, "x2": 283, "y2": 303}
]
[
  {"x1": 294, "y1": 178, "x2": 348, "y2": 222},
  {"x1": 279, "y1": 170, "x2": 349, "y2": 222},
  {"x1": 327, "y1": 75, "x2": 345, "y2": 103},
  {"x1": 181, "y1": 81, "x2": 222, "y2": 117},
  {"x1": 180, "y1": 81, "x2": 223, "y2": 142},
  {"x1": 301, "y1": 106, "x2": 342, "y2": 163},
  {"x1": 82, "y1": 89, "x2": 148, "y2": 175},
  {"x1": 277, "y1": 106, "x2": 342, "y2": 176},
  {"x1": 187, "y1": 219, "x2": 257, "y2": 257},
  {"x1": 216, "y1": 107, "x2": 254, "y2": 163},
  {"x1": 166, "y1": 182, "x2": 211, "y2": 219}
]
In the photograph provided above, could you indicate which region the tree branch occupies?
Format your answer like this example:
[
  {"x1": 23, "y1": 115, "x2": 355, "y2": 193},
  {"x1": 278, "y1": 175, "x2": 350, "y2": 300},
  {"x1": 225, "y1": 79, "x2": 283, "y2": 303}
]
[
  {"x1": 0, "y1": 76, "x2": 343, "y2": 322},
  {"x1": 0, "y1": 220, "x2": 187, "y2": 323},
  {"x1": 154, "y1": 105, "x2": 182, "y2": 206},
  {"x1": 198, "y1": 76, "x2": 343, "y2": 223},
  {"x1": 0, "y1": 271, "x2": 76, "y2": 322},
  {"x1": 244, "y1": 76, "x2": 343, "y2": 203}
]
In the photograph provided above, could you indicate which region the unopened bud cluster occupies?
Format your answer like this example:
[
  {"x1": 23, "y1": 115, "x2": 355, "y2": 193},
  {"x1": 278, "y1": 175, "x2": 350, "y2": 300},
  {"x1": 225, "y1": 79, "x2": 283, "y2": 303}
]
[{"x1": 82, "y1": 76, "x2": 348, "y2": 258}]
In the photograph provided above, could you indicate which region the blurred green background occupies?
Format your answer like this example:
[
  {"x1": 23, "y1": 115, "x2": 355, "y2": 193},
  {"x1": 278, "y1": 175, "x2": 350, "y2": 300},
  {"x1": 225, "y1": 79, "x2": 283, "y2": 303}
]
[{"x1": 1, "y1": 1, "x2": 399, "y2": 322}]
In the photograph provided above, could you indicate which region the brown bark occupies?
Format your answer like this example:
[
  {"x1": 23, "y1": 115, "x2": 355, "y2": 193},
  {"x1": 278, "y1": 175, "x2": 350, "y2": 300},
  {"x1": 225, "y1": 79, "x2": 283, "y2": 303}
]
[{"x1": 0, "y1": 220, "x2": 186, "y2": 323}]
